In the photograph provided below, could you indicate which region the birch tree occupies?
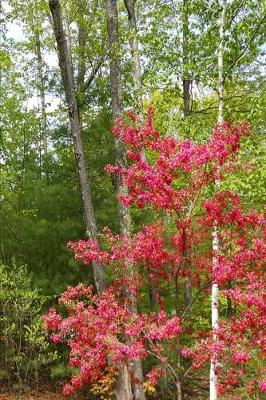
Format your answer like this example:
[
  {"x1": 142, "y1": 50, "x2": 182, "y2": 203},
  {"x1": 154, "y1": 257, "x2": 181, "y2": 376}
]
[{"x1": 210, "y1": 1, "x2": 226, "y2": 399}]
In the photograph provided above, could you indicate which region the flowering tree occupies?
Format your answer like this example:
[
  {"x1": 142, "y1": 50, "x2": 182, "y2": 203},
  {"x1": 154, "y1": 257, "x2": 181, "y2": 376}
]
[{"x1": 44, "y1": 109, "x2": 266, "y2": 398}]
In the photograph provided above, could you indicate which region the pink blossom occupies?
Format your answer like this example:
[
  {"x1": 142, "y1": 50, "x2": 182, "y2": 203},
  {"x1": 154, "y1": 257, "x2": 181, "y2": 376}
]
[{"x1": 259, "y1": 380, "x2": 266, "y2": 392}]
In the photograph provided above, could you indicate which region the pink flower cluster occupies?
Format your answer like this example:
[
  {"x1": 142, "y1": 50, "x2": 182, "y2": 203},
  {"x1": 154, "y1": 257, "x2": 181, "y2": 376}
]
[
  {"x1": 105, "y1": 108, "x2": 249, "y2": 212},
  {"x1": 44, "y1": 285, "x2": 182, "y2": 395}
]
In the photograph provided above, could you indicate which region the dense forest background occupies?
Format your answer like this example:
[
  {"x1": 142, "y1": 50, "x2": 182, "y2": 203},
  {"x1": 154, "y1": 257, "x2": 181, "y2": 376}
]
[{"x1": 0, "y1": 0, "x2": 266, "y2": 399}]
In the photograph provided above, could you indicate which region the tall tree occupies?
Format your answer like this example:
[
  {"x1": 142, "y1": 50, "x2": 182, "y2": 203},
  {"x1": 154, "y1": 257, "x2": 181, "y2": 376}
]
[
  {"x1": 106, "y1": 1, "x2": 146, "y2": 399},
  {"x1": 210, "y1": 1, "x2": 226, "y2": 399},
  {"x1": 48, "y1": 0, "x2": 106, "y2": 295}
]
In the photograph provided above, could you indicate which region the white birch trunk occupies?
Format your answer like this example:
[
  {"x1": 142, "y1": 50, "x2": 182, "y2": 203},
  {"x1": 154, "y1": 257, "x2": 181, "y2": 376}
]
[
  {"x1": 210, "y1": 2, "x2": 226, "y2": 399},
  {"x1": 210, "y1": 226, "x2": 219, "y2": 400}
]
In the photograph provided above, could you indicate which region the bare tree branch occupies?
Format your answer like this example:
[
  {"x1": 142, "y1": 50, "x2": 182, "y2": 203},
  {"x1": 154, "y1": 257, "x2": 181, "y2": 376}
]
[{"x1": 82, "y1": 55, "x2": 105, "y2": 92}]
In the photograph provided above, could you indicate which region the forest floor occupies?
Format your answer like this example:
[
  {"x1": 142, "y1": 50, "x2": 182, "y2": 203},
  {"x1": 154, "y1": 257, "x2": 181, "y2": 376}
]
[
  {"x1": 0, "y1": 390, "x2": 67, "y2": 400},
  {"x1": 0, "y1": 392, "x2": 64, "y2": 400},
  {"x1": 0, "y1": 393, "x2": 237, "y2": 400},
  {"x1": 0, "y1": 394, "x2": 242, "y2": 400},
  {"x1": 0, "y1": 385, "x2": 238, "y2": 400},
  {"x1": 0, "y1": 385, "x2": 83, "y2": 400},
  {"x1": 0, "y1": 391, "x2": 193, "y2": 400}
]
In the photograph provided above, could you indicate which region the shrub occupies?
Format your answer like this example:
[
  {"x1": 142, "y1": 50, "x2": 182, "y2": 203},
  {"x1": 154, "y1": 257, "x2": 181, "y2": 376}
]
[{"x1": 0, "y1": 261, "x2": 58, "y2": 391}]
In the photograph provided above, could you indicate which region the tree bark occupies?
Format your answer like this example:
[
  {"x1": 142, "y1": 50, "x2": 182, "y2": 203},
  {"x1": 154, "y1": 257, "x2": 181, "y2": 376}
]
[
  {"x1": 210, "y1": 2, "x2": 226, "y2": 399},
  {"x1": 210, "y1": 226, "x2": 219, "y2": 400},
  {"x1": 48, "y1": 0, "x2": 106, "y2": 295},
  {"x1": 176, "y1": 376, "x2": 183, "y2": 400},
  {"x1": 106, "y1": 1, "x2": 146, "y2": 399},
  {"x1": 124, "y1": 0, "x2": 143, "y2": 113},
  {"x1": 113, "y1": 364, "x2": 133, "y2": 400}
]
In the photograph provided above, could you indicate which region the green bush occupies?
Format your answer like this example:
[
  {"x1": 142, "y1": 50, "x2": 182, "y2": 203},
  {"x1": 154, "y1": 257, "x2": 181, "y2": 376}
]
[{"x1": 0, "y1": 261, "x2": 58, "y2": 391}]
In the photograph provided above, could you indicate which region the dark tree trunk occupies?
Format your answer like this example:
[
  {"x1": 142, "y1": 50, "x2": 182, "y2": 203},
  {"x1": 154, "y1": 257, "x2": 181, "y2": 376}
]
[{"x1": 49, "y1": 0, "x2": 106, "y2": 295}]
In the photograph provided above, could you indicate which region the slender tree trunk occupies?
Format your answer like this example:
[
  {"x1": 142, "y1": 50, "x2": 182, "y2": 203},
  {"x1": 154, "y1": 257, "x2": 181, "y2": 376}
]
[
  {"x1": 48, "y1": 0, "x2": 106, "y2": 295},
  {"x1": 106, "y1": 1, "x2": 146, "y2": 399},
  {"x1": 106, "y1": 0, "x2": 131, "y2": 235},
  {"x1": 123, "y1": 1, "x2": 151, "y2": 343},
  {"x1": 181, "y1": 0, "x2": 192, "y2": 323},
  {"x1": 124, "y1": 0, "x2": 143, "y2": 113},
  {"x1": 210, "y1": 226, "x2": 219, "y2": 400},
  {"x1": 35, "y1": 32, "x2": 48, "y2": 161},
  {"x1": 181, "y1": 10, "x2": 192, "y2": 398},
  {"x1": 124, "y1": 0, "x2": 147, "y2": 165},
  {"x1": 176, "y1": 377, "x2": 183, "y2": 400},
  {"x1": 182, "y1": 228, "x2": 191, "y2": 312},
  {"x1": 182, "y1": 0, "x2": 191, "y2": 117},
  {"x1": 124, "y1": 0, "x2": 158, "y2": 318},
  {"x1": 210, "y1": 2, "x2": 226, "y2": 399}
]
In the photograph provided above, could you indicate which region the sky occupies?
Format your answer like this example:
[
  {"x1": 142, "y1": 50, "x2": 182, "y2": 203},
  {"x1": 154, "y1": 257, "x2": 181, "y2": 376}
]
[
  {"x1": 4, "y1": 8, "x2": 61, "y2": 115},
  {"x1": 6, "y1": 21, "x2": 25, "y2": 41}
]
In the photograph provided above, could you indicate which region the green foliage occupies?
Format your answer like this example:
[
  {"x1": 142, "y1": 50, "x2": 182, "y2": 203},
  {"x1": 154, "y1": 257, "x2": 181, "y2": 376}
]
[
  {"x1": 50, "y1": 363, "x2": 74, "y2": 380},
  {"x1": 1, "y1": 0, "x2": 266, "y2": 396},
  {"x1": 0, "y1": 261, "x2": 58, "y2": 391}
]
